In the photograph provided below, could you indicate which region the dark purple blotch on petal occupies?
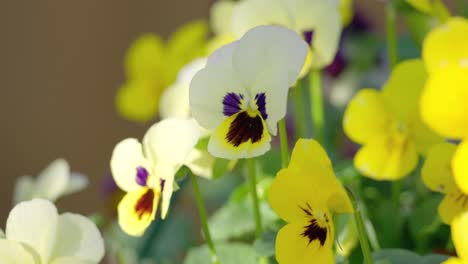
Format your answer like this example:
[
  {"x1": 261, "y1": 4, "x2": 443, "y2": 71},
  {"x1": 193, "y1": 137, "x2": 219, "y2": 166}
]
[
  {"x1": 226, "y1": 111, "x2": 264, "y2": 147},
  {"x1": 136, "y1": 166, "x2": 149, "y2": 186},
  {"x1": 302, "y1": 30, "x2": 314, "y2": 46},
  {"x1": 255, "y1": 93, "x2": 268, "y2": 120},
  {"x1": 223, "y1": 92, "x2": 244, "y2": 116}
]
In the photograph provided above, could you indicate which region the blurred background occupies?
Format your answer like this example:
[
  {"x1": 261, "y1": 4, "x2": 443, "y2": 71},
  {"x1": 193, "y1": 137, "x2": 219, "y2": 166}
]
[{"x1": 0, "y1": 0, "x2": 395, "y2": 223}]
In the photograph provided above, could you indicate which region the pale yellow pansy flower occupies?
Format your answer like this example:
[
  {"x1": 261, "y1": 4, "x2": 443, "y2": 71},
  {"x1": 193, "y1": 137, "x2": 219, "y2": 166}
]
[
  {"x1": 110, "y1": 118, "x2": 200, "y2": 236},
  {"x1": 189, "y1": 25, "x2": 307, "y2": 160},
  {"x1": 343, "y1": 59, "x2": 442, "y2": 180},
  {"x1": 443, "y1": 211, "x2": 468, "y2": 264},
  {"x1": 13, "y1": 159, "x2": 88, "y2": 205},
  {"x1": 0, "y1": 199, "x2": 104, "y2": 264},
  {"x1": 421, "y1": 143, "x2": 468, "y2": 224}
]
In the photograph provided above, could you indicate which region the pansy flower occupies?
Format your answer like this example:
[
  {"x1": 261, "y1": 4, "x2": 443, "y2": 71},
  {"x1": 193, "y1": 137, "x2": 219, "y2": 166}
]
[
  {"x1": 0, "y1": 199, "x2": 104, "y2": 264},
  {"x1": 189, "y1": 25, "x2": 307, "y2": 159},
  {"x1": 443, "y1": 211, "x2": 468, "y2": 264},
  {"x1": 343, "y1": 59, "x2": 442, "y2": 180},
  {"x1": 13, "y1": 159, "x2": 88, "y2": 204},
  {"x1": 110, "y1": 118, "x2": 200, "y2": 236},
  {"x1": 116, "y1": 21, "x2": 208, "y2": 122},
  {"x1": 268, "y1": 139, "x2": 353, "y2": 264},
  {"x1": 421, "y1": 143, "x2": 468, "y2": 224},
  {"x1": 421, "y1": 17, "x2": 468, "y2": 193}
]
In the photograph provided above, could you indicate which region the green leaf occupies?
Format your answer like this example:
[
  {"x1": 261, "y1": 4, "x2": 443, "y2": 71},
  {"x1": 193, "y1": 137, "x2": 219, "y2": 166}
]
[
  {"x1": 370, "y1": 200, "x2": 402, "y2": 248},
  {"x1": 175, "y1": 166, "x2": 190, "y2": 182},
  {"x1": 408, "y1": 196, "x2": 442, "y2": 245},
  {"x1": 212, "y1": 158, "x2": 232, "y2": 180},
  {"x1": 184, "y1": 243, "x2": 257, "y2": 264},
  {"x1": 253, "y1": 230, "x2": 276, "y2": 257},
  {"x1": 372, "y1": 249, "x2": 449, "y2": 264}
]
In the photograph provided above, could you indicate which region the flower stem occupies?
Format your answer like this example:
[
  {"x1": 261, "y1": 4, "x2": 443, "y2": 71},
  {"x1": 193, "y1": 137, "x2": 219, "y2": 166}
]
[
  {"x1": 278, "y1": 119, "x2": 290, "y2": 168},
  {"x1": 385, "y1": 1, "x2": 399, "y2": 68},
  {"x1": 347, "y1": 189, "x2": 373, "y2": 264},
  {"x1": 309, "y1": 70, "x2": 325, "y2": 145},
  {"x1": 247, "y1": 159, "x2": 263, "y2": 238},
  {"x1": 190, "y1": 173, "x2": 220, "y2": 264},
  {"x1": 391, "y1": 180, "x2": 402, "y2": 205},
  {"x1": 293, "y1": 80, "x2": 306, "y2": 139}
]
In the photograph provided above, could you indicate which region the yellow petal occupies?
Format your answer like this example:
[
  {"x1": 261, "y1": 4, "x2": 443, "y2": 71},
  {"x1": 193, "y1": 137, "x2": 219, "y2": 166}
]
[
  {"x1": 208, "y1": 111, "x2": 271, "y2": 159},
  {"x1": 438, "y1": 191, "x2": 468, "y2": 224},
  {"x1": 117, "y1": 188, "x2": 159, "y2": 237},
  {"x1": 275, "y1": 222, "x2": 334, "y2": 264},
  {"x1": 406, "y1": 0, "x2": 433, "y2": 13},
  {"x1": 343, "y1": 89, "x2": 392, "y2": 145},
  {"x1": 116, "y1": 80, "x2": 162, "y2": 122},
  {"x1": 454, "y1": 140, "x2": 468, "y2": 194},
  {"x1": 423, "y1": 17, "x2": 468, "y2": 74},
  {"x1": 408, "y1": 117, "x2": 443, "y2": 156},
  {"x1": 289, "y1": 139, "x2": 332, "y2": 169},
  {"x1": 339, "y1": 0, "x2": 353, "y2": 26},
  {"x1": 421, "y1": 66, "x2": 468, "y2": 139},
  {"x1": 382, "y1": 59, "x2": 427, "y2": 123},
  {"x1": 442, "y1": 258, "x2": 465, "y2": 264},
  {"x1": 125, "y1": 34, "x2": 165, "y2": 81},
  {"x1": 452, "y1": 210, "x2": 468, "y2": 260},
  {"x1": 421, "y1": 143, "x2": 458, "y2": 193},
  {"x1": 354, "y1": 134, "x2": 419, "y2": 180}
]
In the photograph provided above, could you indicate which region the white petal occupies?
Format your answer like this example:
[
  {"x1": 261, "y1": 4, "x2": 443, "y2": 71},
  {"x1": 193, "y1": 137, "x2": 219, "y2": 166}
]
[
  {"x1": 233, "y1": 25, "x2": 308, "y2": 134},
  {"x1": 51, "y1": 257, "x2": 93, "y2": 264},
  {"x1": 110, "y1": 138, "x2": 150, "y2": 192},
  {"x1": 6, "y1": 199, "x2": 58, "y2": 263},
  {"x1": 177, "y1": 58, "x2": 207, "y2": 84},
  {"x1": 157, "y1": 165, "x2": 176, "y2": 220},
  {"x1": 289, "y1": 0, "x2": 341, "y2": 68},
  {"x1": 51, "y1": 213, "x2": 104, "y2": 263},
  {"x1": 210, "y1": 0, "x2": 235, "y2": 35},
  {"x1": 0, "y1": 240, "x2": 37, "y2": 264},
  {"x1": 143, "y1": 118, "x2": 201, "y2": 169},
  {"x1": 0, "y1": 229, "x2": 4, "y2": 238},
  {"x1": 13, "y1": 176, "x2": 34, "y2": 204},
  {"x1": 160, "y1": 82, "x2": 191, "y2": 119},
  {"x1": 184, "y1": 149, "x2": 216, "y2": 178},
  {"x1": 231, "y1": 0, "x2": 293, "y2": 37},
  {"x1": 35, "y1": 159, "x2": 70, "y2": 202},
  {"x1": 189, "y1": 42, "x2": 246, "y2": 130},
  {"x1": 62, "y1": 173, "x2": 89, "y2": 196}
]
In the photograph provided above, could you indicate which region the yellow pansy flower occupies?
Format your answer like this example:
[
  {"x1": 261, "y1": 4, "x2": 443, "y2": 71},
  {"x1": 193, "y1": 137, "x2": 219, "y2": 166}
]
[
  {"x1": 110, "y1": 118, "x2": 200, "y2": 236},
  {"x1": 406, "y1": 0, "x2": 450, "y2": 22},
  {"x1": 421, "y1": 143, "x2": 468, "y2": 224},
  {"x1": 443, "y1": 211, "x2": 468, "y2": 264},
  {"x1": 116, "y1": 21, "x2": 208, "y2": 122},
  {"x1": 343, "y1": 59, "x2": 442, "y2": 180},
  {"x1": 268, "y1": 139, "x2": 353, "y2": 264},
  {"x1": 189, "y1": 25, "x2": 307, "y2": 159}
]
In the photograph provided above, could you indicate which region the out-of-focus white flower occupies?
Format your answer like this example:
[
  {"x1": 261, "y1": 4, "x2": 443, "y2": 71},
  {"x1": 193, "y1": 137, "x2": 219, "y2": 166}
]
[
  {"x1": 0, "y1": 199, "x2": 105, "y2": 264},
  {"x1": 13, "y1": 159, "x2": 88, "y2": 205}
]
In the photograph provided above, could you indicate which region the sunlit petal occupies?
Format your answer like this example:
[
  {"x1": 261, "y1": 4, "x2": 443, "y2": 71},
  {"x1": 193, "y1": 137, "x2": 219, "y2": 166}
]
[
  {"x1": 453, "y1": 140, "x2": 468, "y2": 194},
  {"x1": 451, "y1": 211, "x2": 468, "y2": 260},
  {"x1": 0, "y1": 240, "x2": 37, "y2": 264},
  {"x1": 118, "y1": 188, "x2": 159, "y2": 237},
  {"x1": 421, "y1": 143, "x2": 458, "y2": 193}
]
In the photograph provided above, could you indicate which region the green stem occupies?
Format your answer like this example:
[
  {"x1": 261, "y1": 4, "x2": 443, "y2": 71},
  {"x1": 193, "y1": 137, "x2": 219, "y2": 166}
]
[
  {"x1": 391, "y1": 180, "x2": 402, "y2": 205},
  {"x1": 190, "y1": 173, "x2": 220, "y2": 264},
  {"x1": 309, "y1": 70, "x2": 325, "y2": 145},
  {"x1": 457, "y1": 0, "x2": 467, "y2": 16},
  {"x1": 247, "y1": 159, "x2": 263, "y2": 238},
  {"x1": 293, "y1": 80, "x2": 306, "y2": 139},
  {"x1": 347, "y1": 189, "x2": 374, "y2": 264},
  {"x1": 385, "y1": 1, "x2": 399, "y2": 68},
  {"x1": 278, "y1": 118, "x2": 290, "y2": 168}
]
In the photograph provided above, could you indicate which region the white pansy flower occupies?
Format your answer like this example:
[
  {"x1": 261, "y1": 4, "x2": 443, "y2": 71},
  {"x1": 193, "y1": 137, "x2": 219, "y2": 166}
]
[
  {"x1": 189, "y1": 25, "x2": 308, "y2": 159},
  {"x1": 13, "y1": 159, "x2": 88, "y2": 205},
  {"x1": 0, "y1": 199, "x2": 104, "y2": 264},
  {"x1": 110, "y1": 118, "x2": 200, "y2": 236}
]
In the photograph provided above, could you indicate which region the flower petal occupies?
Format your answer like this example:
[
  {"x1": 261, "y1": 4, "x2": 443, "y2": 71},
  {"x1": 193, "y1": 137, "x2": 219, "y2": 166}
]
[
  {"x1": 421, "y1": 143, "x2": 458, "y2": 193},
  {"x1": 51, "y1": 257, "x2": 93, "y2": 264},
  {"x1": 207, "y1": 111, "x2": 271, "y2": 159},
  {"x1": 184, "y1": 149, "x2": 216, "y2": 179},
  {"x1": 423, "y1": 17, "x2": 468, "y2": 74},
  {"x1": 34, "y1": 159, "x2": 70, "y2": 202},
  {"x1": 408, "y1": 117, "x2": 443, "y2": 156},
  {"x1": 382, "y1": 59, "x2": 427, "y2": 123},
  {"x1": 275, "y1": 222, "x2": 334, "y2": 264},
  {"x1": 125, "y1": 34, "x2": 165, "y2": 80},
  {"x1": 142, "y1": 118, "x2": 200, "y2": 168},
  {"x1": 453, "y1": 140, "x2": 468, "y2": 194},
  {"x1": 62, "y1": 173, "x2": 89, "y2": 196},
  {"x1": 118, "y1": 188, "x2": 158, "y2": 237},
  {"x1": 354, "y1": 134, "x2": 419, "y2": 180},
  {"x1": 6, "y1": 199, "x2": 58, "y2": 263},
  {"x1": 189, "y1": 43, "x2": 247, "y2": 131},
  {"x1": 231, "y1": 0, "x2": 293, "y2": 37},
  {"x1": 210, "y1": 1, "x2": 235, "y2": 35},
  {"x1": 52, "y1": 213, "x2": 104, "y2": 262},
  {"x1": 421, "y1": 66, "x2": 468, "y2": 139},
  {"x1": 12, "y1": 176, "x2": 34, "y2": 204},
  {"x1": 116, "y1": 80, "x2": 162, "y2": 122},
  {"x1": 343, "y1": 89, "x2": 392, "y2": 145},
  {"x1": 0, "y1": 240, "x2": 37, "y2": 264},
  {"x1": 289, "y1": 138, "x2": 332, "y2": 170},
  {"x1": 438, "y1": 191, "x2": 468, "y2": 224},
  {"x1": 110, "y1": 138, "x2": 150, "y2": 192},
  {"x1": 451, "y1": 210, "x2": 468, "y2": 260}
]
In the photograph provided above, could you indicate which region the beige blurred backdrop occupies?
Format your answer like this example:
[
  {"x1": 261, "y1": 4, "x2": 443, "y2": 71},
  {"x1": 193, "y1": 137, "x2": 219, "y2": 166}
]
[{"x1": 0, "y1": 0, "x2": 391, "y2": 223}]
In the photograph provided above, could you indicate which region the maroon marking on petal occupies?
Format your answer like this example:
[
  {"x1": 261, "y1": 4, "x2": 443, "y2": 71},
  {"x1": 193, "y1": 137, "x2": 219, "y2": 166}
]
[{"x1": 134, "y1": 189, "x2": 155, "y2": 220}]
